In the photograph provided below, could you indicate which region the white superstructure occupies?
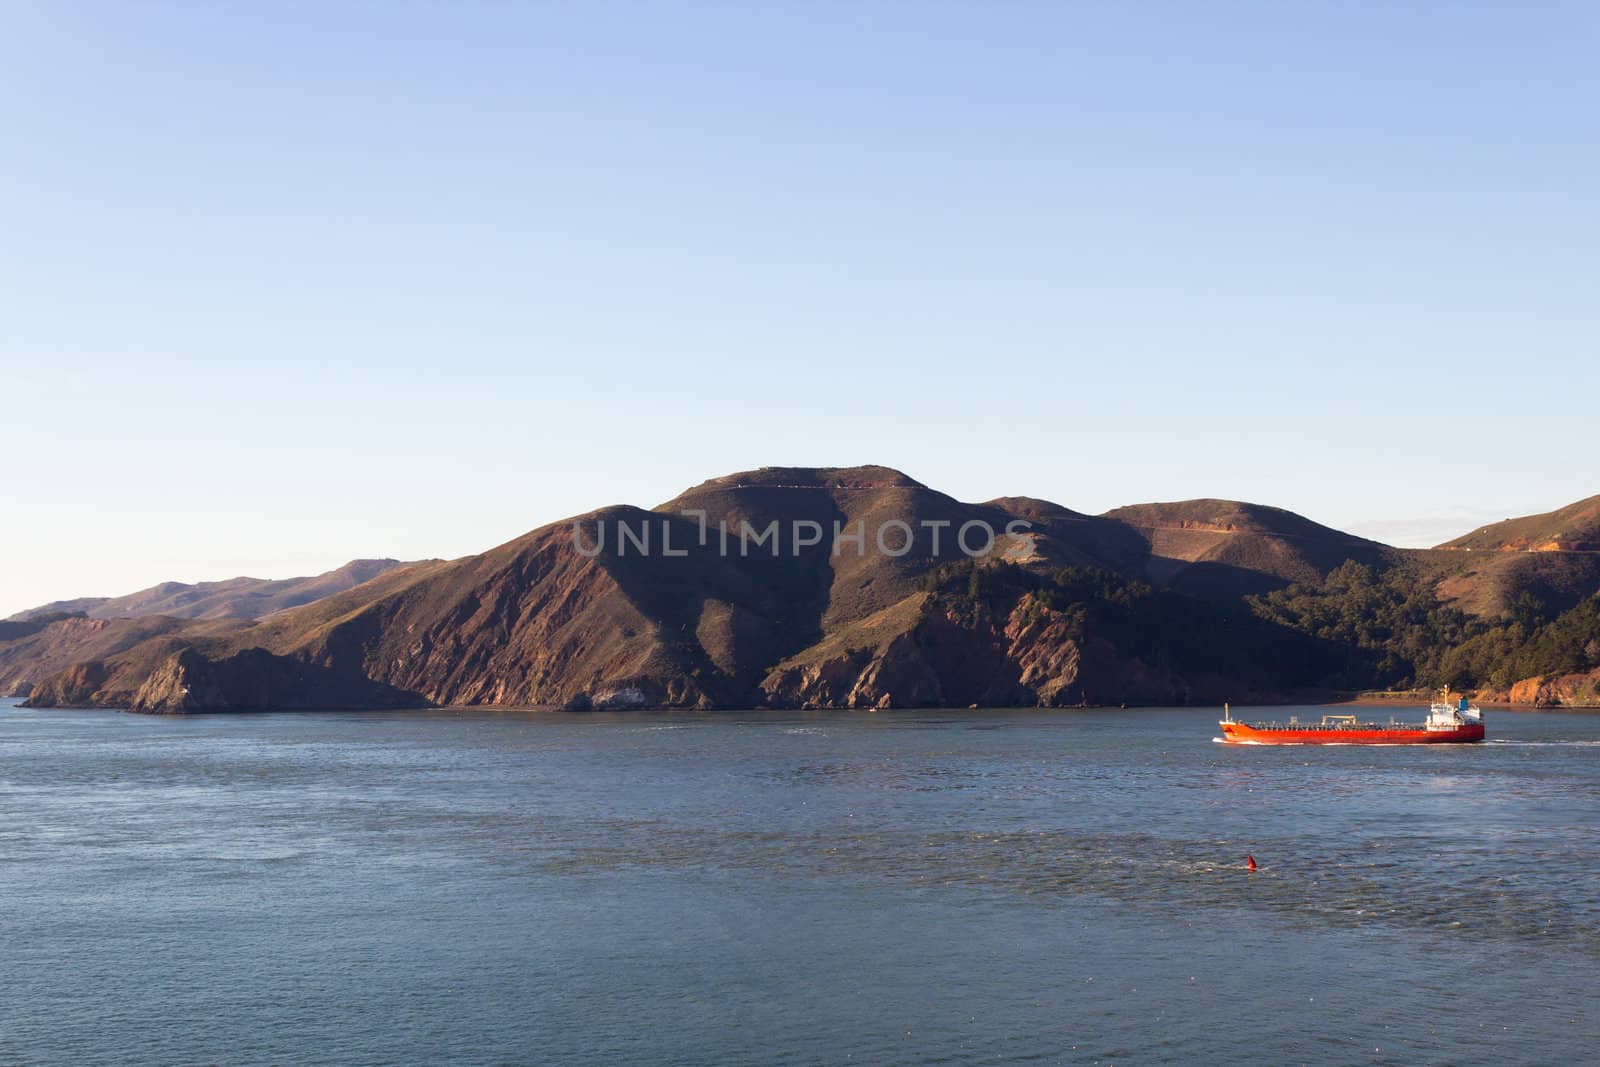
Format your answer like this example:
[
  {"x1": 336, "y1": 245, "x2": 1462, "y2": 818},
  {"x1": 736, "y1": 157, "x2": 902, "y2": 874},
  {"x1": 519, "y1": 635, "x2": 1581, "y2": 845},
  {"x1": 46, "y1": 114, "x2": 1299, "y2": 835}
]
[{"x1": 1427, "y1": 686, "x2": 1484, "y2": 731}]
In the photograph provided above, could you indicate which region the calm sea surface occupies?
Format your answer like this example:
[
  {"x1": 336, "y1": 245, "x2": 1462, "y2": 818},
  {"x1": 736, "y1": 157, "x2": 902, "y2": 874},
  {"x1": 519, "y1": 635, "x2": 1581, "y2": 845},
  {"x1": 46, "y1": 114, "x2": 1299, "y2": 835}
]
[{"x1": 2, "y1": 699, "x2": 1597, "y2": 1065}]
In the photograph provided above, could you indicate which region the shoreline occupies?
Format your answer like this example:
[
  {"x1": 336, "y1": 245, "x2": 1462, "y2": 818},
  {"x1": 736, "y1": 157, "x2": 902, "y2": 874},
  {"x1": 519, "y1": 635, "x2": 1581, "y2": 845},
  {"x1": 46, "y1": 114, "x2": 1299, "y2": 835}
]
[
  {"x1": 1331, "y1": 691, "x2": 1600, "y2": 712},
  {"x1": 7, "y1": 696, "x2": 1600, "y2": 716}
]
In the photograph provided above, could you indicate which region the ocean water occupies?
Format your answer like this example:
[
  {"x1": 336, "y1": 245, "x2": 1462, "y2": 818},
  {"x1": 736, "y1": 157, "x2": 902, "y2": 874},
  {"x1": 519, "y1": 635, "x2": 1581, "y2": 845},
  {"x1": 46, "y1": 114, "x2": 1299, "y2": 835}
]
[{"x1": 2, "y1": 699, "x2": 1596, "y2": 1066}]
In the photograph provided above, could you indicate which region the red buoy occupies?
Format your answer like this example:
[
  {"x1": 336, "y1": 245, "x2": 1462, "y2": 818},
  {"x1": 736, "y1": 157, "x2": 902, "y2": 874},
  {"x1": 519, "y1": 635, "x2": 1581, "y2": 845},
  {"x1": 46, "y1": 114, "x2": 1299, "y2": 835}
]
[{"x1": 1246, "y1": 854, "x2": 1257, "y2": 871}]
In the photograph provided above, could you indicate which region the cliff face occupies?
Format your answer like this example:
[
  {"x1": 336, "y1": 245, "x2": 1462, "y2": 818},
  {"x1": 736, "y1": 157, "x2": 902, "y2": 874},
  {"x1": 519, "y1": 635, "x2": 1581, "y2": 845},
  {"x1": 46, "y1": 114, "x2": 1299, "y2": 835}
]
[
  {"x1": 325, "y1": 512, "x2": 728, "y2": 710},
  {"x1": 24, "y1": 660, "x2": 112, "y2": 707},
  {"x1": 757, "y1": 594, "x2": 1101, "y2": 710},
  {"x1": 1477, "y1": 670, "x2": 1600, "y2": 709},
  {"x1": 128, "y1": 648, "x2": 426, "y2": 715},
  {"x1": 0, "y1": 614, "x2": 243, "y2": 698},
  {"x1": 754, "y1": 580, "x2": 1290, "y2": 712}
]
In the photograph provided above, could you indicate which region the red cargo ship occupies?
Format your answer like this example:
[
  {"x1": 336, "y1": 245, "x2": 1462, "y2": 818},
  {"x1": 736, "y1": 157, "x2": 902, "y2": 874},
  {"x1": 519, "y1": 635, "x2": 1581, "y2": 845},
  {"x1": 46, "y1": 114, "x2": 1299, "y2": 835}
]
[{"x1": 1219, "y1": 689, "x2": 1485, "y2": 745}]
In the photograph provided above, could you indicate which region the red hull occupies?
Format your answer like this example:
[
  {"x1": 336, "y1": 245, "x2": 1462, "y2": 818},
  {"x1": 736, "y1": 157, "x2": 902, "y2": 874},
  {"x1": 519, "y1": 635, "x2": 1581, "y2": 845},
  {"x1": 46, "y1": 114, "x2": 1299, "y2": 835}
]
[{"x1": 1220, "y1": 721, "x2": 1485, "y2": 745}]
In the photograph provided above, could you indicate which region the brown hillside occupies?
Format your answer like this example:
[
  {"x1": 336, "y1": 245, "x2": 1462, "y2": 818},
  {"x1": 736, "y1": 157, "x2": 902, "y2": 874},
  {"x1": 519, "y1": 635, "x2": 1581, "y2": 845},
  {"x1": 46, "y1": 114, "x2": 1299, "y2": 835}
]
[
  {"x1": 9, "y1": 559, "x2": 423, "y2": 623},
  {"x1": 12, "y1": 466, "x2": 1410, "y2": 713},
  {"x1": 1102, "y1": 499, "x2": 1389, "y2": 597},
  {"x1": 1421, "y1": 548, "x2": 1600, "y2": 619},
  {"x1": 1423, "y1": 494, "x2": 1600, "y2": 617},
  {"x1": 1439, "y1": 495, "x2": 1600, "y2": 553},
  {"x1": 0, "y1": 614, "x2": 249, "y2": 699}
]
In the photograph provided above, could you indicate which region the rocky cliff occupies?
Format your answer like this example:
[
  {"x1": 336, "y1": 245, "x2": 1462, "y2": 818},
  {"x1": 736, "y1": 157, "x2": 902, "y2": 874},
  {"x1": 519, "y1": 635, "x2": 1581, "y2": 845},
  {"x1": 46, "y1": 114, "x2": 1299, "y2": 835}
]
[{"x1": 1477, "y1": 670, "x2": 1600, "y2": 709}]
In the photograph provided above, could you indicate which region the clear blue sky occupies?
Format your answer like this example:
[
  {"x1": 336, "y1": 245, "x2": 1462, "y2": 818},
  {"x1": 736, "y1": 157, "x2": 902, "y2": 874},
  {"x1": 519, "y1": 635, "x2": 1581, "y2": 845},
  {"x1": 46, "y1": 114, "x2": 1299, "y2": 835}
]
[{"x1": 3, "y1": 2, "x2": 1597, "y2": 616}]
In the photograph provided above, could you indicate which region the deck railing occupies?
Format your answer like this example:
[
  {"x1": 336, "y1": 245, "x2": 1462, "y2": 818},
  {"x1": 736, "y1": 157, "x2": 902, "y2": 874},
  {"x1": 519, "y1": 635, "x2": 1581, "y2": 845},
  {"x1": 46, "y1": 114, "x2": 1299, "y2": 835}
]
[{"x1": 1228, "y1": 720, "x2": 1420, "y2": 731}]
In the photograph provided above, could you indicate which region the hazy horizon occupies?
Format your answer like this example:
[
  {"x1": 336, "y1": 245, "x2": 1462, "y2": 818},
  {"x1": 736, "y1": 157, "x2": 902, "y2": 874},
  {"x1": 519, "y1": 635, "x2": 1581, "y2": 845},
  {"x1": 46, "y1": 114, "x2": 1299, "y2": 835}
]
[{"x1": 5, "y1": 3, "x2": 1596, "y2": 617}]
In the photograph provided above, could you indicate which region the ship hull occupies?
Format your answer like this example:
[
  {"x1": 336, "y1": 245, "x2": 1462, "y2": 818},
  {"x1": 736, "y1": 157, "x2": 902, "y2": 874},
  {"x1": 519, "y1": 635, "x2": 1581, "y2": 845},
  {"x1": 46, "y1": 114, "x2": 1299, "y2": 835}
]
[{"x1": 1219, "y1": 721, "x2": 1485, "y2": 745}]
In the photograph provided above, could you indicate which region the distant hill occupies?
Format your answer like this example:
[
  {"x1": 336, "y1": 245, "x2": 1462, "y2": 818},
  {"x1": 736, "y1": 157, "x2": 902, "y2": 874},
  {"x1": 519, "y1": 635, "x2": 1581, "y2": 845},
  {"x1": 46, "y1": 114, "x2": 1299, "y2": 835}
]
[
  {"x1": 0, "y1": 560, "x2": 431, "y2": 699},
  {"x1": 1101, "y1": 499, "x2": 1390, "y2": 598},
  {"x1": 8, "y1": 559, "x2": 422, "y2": 623},
  {"x1": 1417, "y1": 495, "x2": 1600, "y2": 619},
  {"x1": 1439, "y1": 495, "x2": 1600, "y2": 553},
  {"x1": 8, "y1": 470, "x2": 1600, "y2": 711}
]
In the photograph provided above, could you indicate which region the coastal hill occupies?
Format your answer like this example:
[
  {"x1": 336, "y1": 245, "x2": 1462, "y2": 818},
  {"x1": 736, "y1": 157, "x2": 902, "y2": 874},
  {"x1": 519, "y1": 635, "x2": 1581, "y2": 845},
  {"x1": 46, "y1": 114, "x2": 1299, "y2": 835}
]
[
  {"x1": 8, "y1": 559, "x2": 421, "y2": 623},
  {"x1": 1102, "y1": 499, "x2": 1390, "y2": 598},
  {"x1": 1420, "y1": 495, "x2": 1600, "y2": 619},
  {"x1": 1440, "y1": 495, "x2": 1600, "y2": 553},
  {"x1": 0, "y1": 614, "x2": 247, "y2": 700},
  {"x1": 9, "y1": 467, "x2": 1600, "y2": 712},
  {"x1": 0, "y1": 561, "x2": 435, "y2": 700}
]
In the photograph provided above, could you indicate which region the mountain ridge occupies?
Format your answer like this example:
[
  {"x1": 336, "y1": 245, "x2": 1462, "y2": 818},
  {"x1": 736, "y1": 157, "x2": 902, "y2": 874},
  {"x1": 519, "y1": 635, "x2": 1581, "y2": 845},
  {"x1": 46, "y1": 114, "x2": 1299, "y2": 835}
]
[
  {"x1": 8, "y1": 559, "x2": 427, "y2": 623},
  {"x1": 8, "y1": 466, "x2": 1599, "y2": 712}
]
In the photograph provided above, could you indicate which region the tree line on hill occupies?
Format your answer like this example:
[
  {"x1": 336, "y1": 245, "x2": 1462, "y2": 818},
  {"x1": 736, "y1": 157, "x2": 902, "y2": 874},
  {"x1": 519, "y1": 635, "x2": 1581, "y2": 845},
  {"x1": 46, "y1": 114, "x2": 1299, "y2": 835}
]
[
  {"x1": 923, "y1": 557, "x2": 1600, "y2": 695},
  {"x1": 1250, "y1": 560, "x2": 1600, "y2": 690}
]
